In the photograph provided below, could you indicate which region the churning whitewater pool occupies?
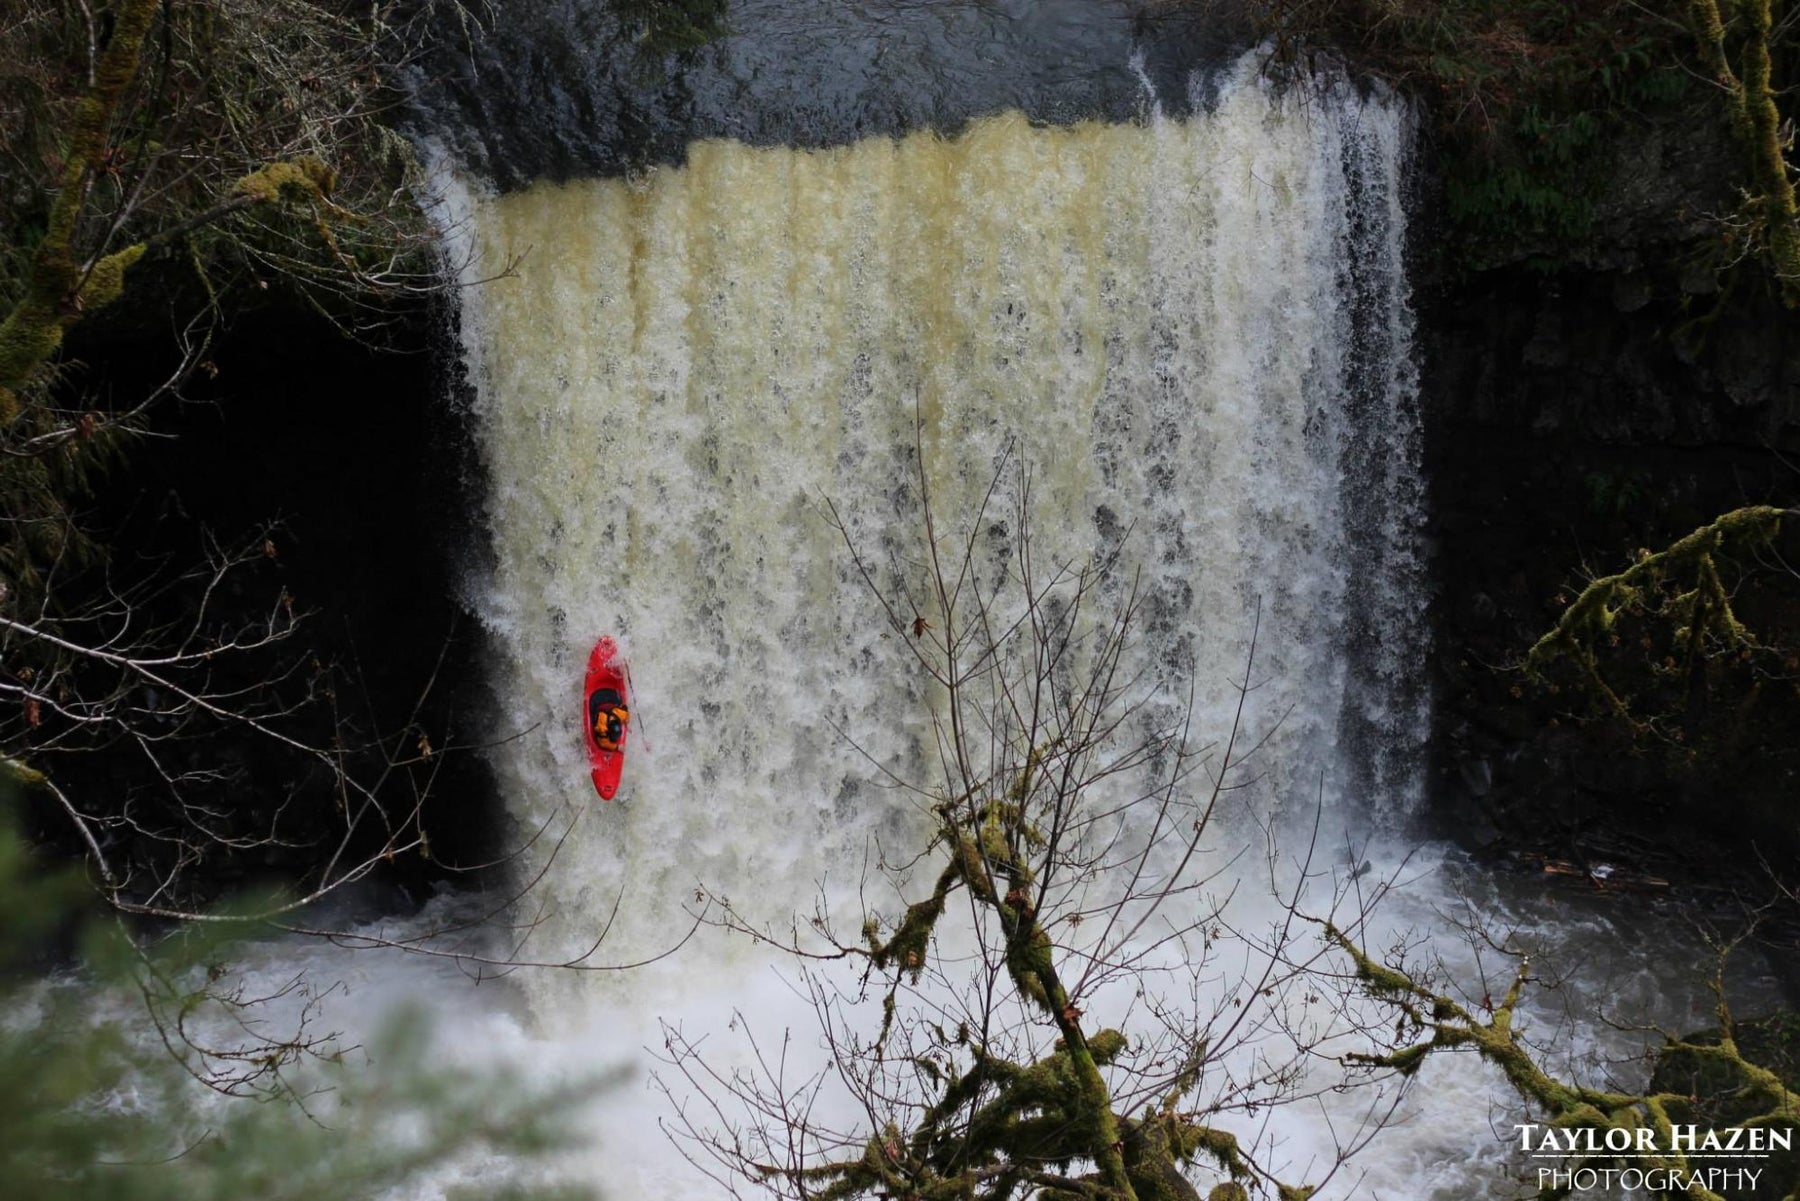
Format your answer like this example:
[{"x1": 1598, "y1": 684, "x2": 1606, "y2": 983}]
[{"x1": 214, "y1": 848, "x2": 1785, "y2": 1200}]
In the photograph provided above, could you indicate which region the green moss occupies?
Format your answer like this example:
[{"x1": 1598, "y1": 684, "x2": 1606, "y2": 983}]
[
  {"x1": 2, "y1": 0, "x2": 159, "y2": 410},
  {"x1": 1329, "y1": 922, "x2": 1424, "y2": 1000},
  {"x1": 1269, "y1": 0, "x2": 1690, "y2": 268},
  {"x1": 866, "y1": 859, "x2": 956, "y2": 980},
  {"x1": 952, "y1": 832, "x2": 991, "y2": 901},
  {"x1": 1687, "y1": 0, "x2": 1800, "y2": 304},
  {"x1": 979, "y1": 815, "x2": 1009, "y2": 868},
  {"x1": 1331, "y1": 927, "x2": 1800, "y2": 1201},
  {"x1": 1523, "y1": 505, "x2": 1784, "y2": 727},
  {"x1": 1189, "y1": 1124, "x2": 1245, "y2": 1175},
  {"x1": 1384, "y1": 1043, "x2": 1432, "y2": 1077},
  {"x1": 812, "y1": 793, "x2": 1331, "y2": 1199},
  {"x1": 0, "y1": 296, "x2": 61, "y2": 414},
  {"x1": 0, "y1": 758, "x2": 46, "y2": 788},
  {"x1": 233, "y1": 157, "x2": 337, "y2": 205},
  {"x1": 1087, "y1": 1028, "x2": 1127, "y2": 1065},
  {"x1": 78, "y1": 243, "x2": 146, "y2": 310},
  {"x1": 0, "y1": 240, "x2": 146, "y2": 417},
  {"x1": 1652, "y1": 1011, "x2": 1800, "y2": 1129}
]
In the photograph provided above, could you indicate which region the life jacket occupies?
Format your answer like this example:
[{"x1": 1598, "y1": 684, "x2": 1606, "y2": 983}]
[{"x1": 596, "y1": 704, "x2": 630, "y2": 751}]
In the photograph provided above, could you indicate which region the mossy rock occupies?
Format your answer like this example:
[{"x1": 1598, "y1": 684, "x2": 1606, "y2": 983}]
[{"x1": 1648, "y1": 1010, "x2": 1800, "y2": 1201}]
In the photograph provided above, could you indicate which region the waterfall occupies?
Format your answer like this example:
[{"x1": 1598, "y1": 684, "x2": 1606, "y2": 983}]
[
  {"x1": 440, "y1": 49, "x2": 1431, "y2": 1192},
  {"x1": 449, "y1": 52, "x2": 1424, "y2": 968}
]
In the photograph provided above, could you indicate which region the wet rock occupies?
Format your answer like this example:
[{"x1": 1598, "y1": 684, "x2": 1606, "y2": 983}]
[
  {"x1": 1457, "y1": 757, "x2": 1493, "y2": 797},
  {"x1": 1458, "y1": 590, "x2": 1497, "y2": 629},
  {"x1": 1441, "y1": 787, "x2": 1504, "y2": 853},
  {"x1": 1422, "y1": 248, "x2": 1800, "y2": 890},
  {"x1": 1610, "y1": 271, "x2": 1652, "y2": 313}
]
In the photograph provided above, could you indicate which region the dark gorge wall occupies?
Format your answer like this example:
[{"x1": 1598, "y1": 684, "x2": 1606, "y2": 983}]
[
  {"x1": 1420, "y1": 243, "x2": 1800, "y2": 886},
  {"x1": 44, "y1": 302, "x2": 499, "y2": 908}
]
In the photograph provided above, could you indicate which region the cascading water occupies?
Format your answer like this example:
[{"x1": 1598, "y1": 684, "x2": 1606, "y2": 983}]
[
  {"x1": 25, "y1": 9, "x2": 1780, "y2": 1199},
  {"x1": 450, "y1": 52, "x2": 1425, "y2": 973},
  {"x1": 423, "y1": 45, "x2": 1451, "y2": 1194}
]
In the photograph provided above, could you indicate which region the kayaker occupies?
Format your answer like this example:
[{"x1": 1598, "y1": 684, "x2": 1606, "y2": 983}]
[{"x1": 592, "y1": 688, "x2": 630, "y2": 752}]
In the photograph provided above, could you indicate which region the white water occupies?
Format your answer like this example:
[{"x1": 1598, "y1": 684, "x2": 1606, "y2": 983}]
[
  {"x1": 450, "y1": 52, "x2": 1423, "y2": 955},
  {"x1": 204, "y1": 852, "x2": 1774, "y2": 1199},
  {"x1": 420, "y1": 53, "x2": 1451, "y2": 1195}
]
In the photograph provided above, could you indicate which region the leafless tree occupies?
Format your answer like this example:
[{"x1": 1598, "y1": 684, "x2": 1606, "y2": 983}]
[
  {"x1": 654, "y1": 442, "x2": 1412, "y2": 1201},
  {"x1": 0, "y1": 0, "x2": 527, "y2": 622},
  {"x1": 0, "y1": 0, "x2": 658, "y2": 1100}
]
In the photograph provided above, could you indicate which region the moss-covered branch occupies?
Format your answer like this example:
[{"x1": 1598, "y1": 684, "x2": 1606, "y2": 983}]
[
  {"x1": 1522, "y1": 505, "x2": 1785, "y2": 727},
  {"x1": 0, "y1": 2, "x2": 376, "y2": 425},
  {"x1": 1329, "y1": 924, "x2": 1799, "y2": 1201},
  {"x1": 4, "y1": 153, "x2": 344, "y2": 423},
  {"x1": 789, "y1": 1030, "x2": 1239, "y2": 1201},
  {"x1": 821, "y1": 776, "x2": 1301, "y2": 1201},
  {"x1": 1685, "y1": 0, "x2": 1800, "y2": 303},
  {"x1": 0, "y1": 0, "x2": 160, "y2": 420},
  {"x1": 853, "y1": 792, "x2": 1131, "y2": 1196},
  {"x1": 1330, "y1": 924, "x2": 1638, "y2": 1118}
]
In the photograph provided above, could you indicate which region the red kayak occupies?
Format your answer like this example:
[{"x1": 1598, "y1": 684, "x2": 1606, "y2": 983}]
[{"x1": 583, "y1": 637, "x2": 630, "y2": 800}]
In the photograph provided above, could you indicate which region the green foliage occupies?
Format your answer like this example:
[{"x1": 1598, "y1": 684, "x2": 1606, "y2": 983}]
[
  {"x1": 1263, "y1": 0, "x2": 1691, "y2": 266},
  {"x1": 1265, "y1": 0, "x2": 1800, "y2": 285},
  {"x1": 611, "y1": 0, "x2": 731, "y2": 58},
  {"x1": 0, "y1": 799, "x2": 603, "y2": 1201},
  {"x1": 1583, "y1": 468, "x2": 1649, "y2": 518}
]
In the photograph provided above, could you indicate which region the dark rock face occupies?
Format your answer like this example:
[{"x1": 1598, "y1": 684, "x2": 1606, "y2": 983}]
[
  {"x1": 1420, "y1": 253, "x2": 1800, "y2": 886},
  {"x1": 409, "y1": 0, "x2": 1260, "y2": 189},
  {"x1": 46, "y1": 302, "x2": 500, "y2": 909},
  {"x1": 178, "y1": 309, "x2": 500, "y2": 898}
]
